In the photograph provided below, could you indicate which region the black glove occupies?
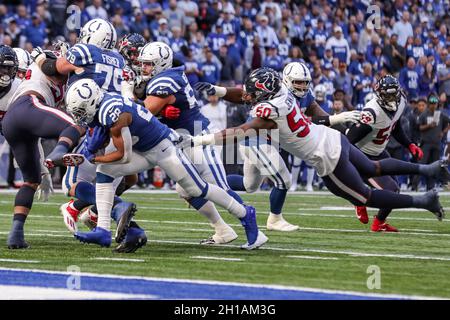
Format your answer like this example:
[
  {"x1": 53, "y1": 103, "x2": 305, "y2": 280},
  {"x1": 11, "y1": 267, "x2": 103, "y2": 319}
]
[{"x1": 194, "y1": 82, "x2": 216, "y2": 96}]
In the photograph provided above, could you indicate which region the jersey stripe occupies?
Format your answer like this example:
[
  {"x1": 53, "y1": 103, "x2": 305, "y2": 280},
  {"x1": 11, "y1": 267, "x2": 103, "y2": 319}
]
[
  {"x1": 77, "y1": 44, "x2": 94, "y2": 64},
  {"x1": 147, "y1": 82, "x2": 178, "y2": 95},
  {"x1": 151, "y1": 77, "x2": 182, "y2": 90},
  {"x1": 99, "y1": 99, "x2": 122, "y2": 125},
  {"x1": 72, "y1": 46, "x2": 87, "y2": 65},
  {"x1": 328, "y1": 172, "x2": 367, "y2": 204},
  {"x1": 31, "y1": 95, "x2": 75, "y2": 125}
]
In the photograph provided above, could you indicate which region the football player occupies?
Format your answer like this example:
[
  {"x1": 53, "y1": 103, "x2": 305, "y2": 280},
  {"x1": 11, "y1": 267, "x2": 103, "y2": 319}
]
[
  {"x1": 181, "y1": 67, "x2": 447, "y2": 221},
  {"x1": 64, "y1": 79, "x2": 268, "y2": 250},
  {"x1": 133, "y1": 42, "x2": 243, "y2": 244},
  {"x1": 194, "y1": 62, "x2": 360, "y2": 231},
  {"x1": 346, "y1": 75, "x2": 424, "y2": 232},
  {"x1": 31, "y1": 19, "x2": 142, "y2": 249},
  {"x1": 2, "y1": 47, "x2": 84, "y2": 249},
  {"x1": 12, "y1": 48, "x2": 31, "y2": 80}
]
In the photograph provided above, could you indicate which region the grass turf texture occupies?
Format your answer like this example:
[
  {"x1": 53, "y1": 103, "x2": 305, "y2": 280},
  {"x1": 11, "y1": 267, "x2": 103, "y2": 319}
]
[{"x1": 0, "y1": 191, "x2": 449, "y2": 298}]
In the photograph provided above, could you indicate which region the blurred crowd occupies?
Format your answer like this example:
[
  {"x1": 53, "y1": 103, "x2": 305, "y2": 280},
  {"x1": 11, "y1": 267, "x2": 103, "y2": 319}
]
[{"x1": 1, "y1": 0, "x2": 450, "y2": 191}]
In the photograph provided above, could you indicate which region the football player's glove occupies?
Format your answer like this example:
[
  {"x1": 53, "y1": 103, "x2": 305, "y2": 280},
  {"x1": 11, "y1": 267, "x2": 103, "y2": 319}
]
[
  {"x1": 329, "y1": 111, "x2": 361, "y2": 126},
  {"x1": 408, "y1": 143, "x2": 424, "y2": 160},
  {"x1": 194, "y1": 82, "x2": 216, "y2": 96},
  {"x1": 30, "y1": 46, "x2": 46, "y2": 64},
  {"x1": 160, "y1": 105, "x2": 180, "y2": 120},
  {"x1": 86, "y1": 126, "x2": 109, "y2": 154}
]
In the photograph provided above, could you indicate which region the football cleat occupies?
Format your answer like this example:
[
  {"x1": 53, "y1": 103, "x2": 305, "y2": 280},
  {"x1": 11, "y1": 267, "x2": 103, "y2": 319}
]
[
  {"x1": 371, "y1": 216, "x2": 398, "y2": 232},
  {"x1": 200, "y1": 228, "x2": 238, "y2": 245},
  {"x1": 241, "y1": 231, "x2": 268, "y2": 250},
  {"x1": 62, "y1": 153, "x2": 85, "y2": 167},
  {"x1": 423, "y1": 189, "x2": 445, "y2": 221},
  {"x1": 266, "y1": 214, "x2": 299, "y2": 231},
  {"x1": 60, "y1": 200, "x2": 79, "y2": 234},
  {"x1": 428, "y1": 160, "x2": 450, "y2": 184},
  {"x1": 113, "y1": 227, "x2": 147, "y2": 253},
  {"x1": 74, "y1": 227, "x2": 111, "y2": 247},
  {"x1": 112, "y1": 201, "x2": 137, "y2": 243},
  {"x1": 239, "y1": 205, "x2": 263, "y2": 247},
  {"x1": 355, "y1": 206, "x2": 369, "y2": 224},
  {"x1": 7, "y1": 230, "x2": 30, "y2": 249},
  {"x1": 79, "y1": 208, "x2": 98, "y2": 230}
]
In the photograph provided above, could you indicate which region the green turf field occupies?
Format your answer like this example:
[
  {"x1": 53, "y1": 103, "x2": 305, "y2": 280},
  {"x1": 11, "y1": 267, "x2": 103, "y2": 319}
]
[{"x1": 1, "y1": 191, "x2": 449, "y2": 298}]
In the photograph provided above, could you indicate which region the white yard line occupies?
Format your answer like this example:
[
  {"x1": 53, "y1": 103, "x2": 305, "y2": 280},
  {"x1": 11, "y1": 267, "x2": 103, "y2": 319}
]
[
  {"x1": 0, "y1": 259, "x2": 41, "y2": 264},
  {"x1": 191, "y1": 256, "x2": 244, "y2": 262},
  {"x1": 286, "y1": 255, "x2": 339, "y2": 260},
  {"x1": 91, "y1": 257, "x2": 145, "y2": 263}
]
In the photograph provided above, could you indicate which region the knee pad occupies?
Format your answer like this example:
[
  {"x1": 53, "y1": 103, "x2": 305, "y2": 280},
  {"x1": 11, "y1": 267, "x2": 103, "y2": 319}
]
[
  {"x1": 14, "y1": 184, "x2": 37, "y2": 209},
  {"x1": 243, "y1": 176, "x2": 259, "y2": 193},
  {"x1": 177, "y1": 176, "x2": 203, "y2": 198}
]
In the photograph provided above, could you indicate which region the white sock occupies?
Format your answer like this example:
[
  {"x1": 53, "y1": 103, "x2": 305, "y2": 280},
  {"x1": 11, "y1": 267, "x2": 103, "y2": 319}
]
[
  {"x1": 95, "y1": 182, "x2": 114, "y2": 231},
  {"x1": 197, "y1": 201, "x2": 222, "y2": 225},
  {"x1": 291, "y1": 166, "x2": 301, "y2": 188},
  {"x1": 205, "y1": 184, "x2": 246, "y2": 218},
  {"x1": 306, "y1": 168, "x2": 315, "y2": 189}
]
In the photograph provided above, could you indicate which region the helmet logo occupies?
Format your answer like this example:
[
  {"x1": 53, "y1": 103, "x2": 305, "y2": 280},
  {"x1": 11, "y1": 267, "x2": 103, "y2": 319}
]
[
  {"x1": 88, "y1": 21, "x2": 101, "y2": 32},
  {"x1": 255, "y1": 80, "x2": 270, "y2": 92},
  {"x1": 77, "y1": 83, "x2": 93, "y2": 99},
  {"x1": 159, "y1": 46, "x2": 170, "y2": 59}
]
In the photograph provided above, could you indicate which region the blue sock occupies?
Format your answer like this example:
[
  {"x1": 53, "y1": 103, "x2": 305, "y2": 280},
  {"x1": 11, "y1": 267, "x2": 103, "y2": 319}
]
[
  {"x1": 11, "y1": 214, "x2": 26, "y2": 231},
  {"x1": 188, "y1": 197, "x2": 208, "y2": 210},
  {"x1": 74, "y1": 181, "x2": 96, "y2": 205},
  {"x1": 270, "y1": 187, "x2": 287, "y2": 214},
  {"x1": 227, "y1": 175, "x2": 245, "y2": 191}
]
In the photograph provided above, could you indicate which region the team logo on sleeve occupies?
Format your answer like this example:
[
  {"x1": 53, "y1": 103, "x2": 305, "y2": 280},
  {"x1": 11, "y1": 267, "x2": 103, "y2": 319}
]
[{"x1": 360, "y1": 110, "x2": 374, "y2": 125}]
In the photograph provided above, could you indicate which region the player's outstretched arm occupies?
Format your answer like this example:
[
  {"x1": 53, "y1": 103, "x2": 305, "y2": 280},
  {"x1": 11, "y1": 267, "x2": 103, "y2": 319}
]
[
  {"x1": 184, "y1": 117, "x2": 276, "y2": 147},
  {"x1": 194, "y1": 82, "x2": 245, "y2": 104},
  {"x1": 92, "y1": 113, "x2": 132, "y2": 164},
  {"x1": 306, "y1": 100, "x2": 360, "y2": 126},
  {"x1": 143, "y1": 94, "x2": 176, "y2": 116}
]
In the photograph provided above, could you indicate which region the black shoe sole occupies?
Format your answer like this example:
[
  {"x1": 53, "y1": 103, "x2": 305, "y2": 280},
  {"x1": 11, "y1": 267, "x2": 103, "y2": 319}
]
[
  {"x1": 115, "y1": 204, "x2": 137, "y2": 243},
  {"x1": 113, "y1": 236, "x2": 147, "y2": 253}
]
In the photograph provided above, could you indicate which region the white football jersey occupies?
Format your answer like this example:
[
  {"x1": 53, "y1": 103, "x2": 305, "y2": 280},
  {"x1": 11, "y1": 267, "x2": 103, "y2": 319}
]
[
  {"x1": 250, "y1": 85, "x2": 342, "y2": 177},
  {"x1": 0, "y1": 78, "x2": 21, "y2": 116},
  {"x1": 355, "y1": 95, "x2": 407, "y2": 156},
  {"x1": 9, "y1": 63, "x2": 66, "y2": 108}
]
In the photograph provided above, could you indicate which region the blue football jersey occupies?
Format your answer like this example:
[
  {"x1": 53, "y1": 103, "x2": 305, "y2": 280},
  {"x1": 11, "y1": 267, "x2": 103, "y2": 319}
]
[
  {"x1": 96, "y1": 93, "x2": 171, "y2": 152},
  {"x1": 66, "y1": 43, "x2": 125, "y2": 93},
  {"x1": 297, "y1": 89, "x2": 315, "y2": 113},
  {"x1": 145, "y1": 66, "x2": 209, "y2": 135}
]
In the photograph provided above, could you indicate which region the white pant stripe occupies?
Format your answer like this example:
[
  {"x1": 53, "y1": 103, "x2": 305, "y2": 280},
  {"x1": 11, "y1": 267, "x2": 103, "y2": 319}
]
[{"x1": 329, "y1": 173, "x2": 367, "y2": 204}]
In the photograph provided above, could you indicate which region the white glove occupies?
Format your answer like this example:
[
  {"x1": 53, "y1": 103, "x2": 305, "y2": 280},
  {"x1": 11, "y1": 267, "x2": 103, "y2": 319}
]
[
  {"x1": 329, "y1": 111, "x2": 361, "y2": 126},
  {"x1": 36, "y1": 173, "x2": 54, "y2": 202},
  {"x1": 53, "y1": 40, "x2": 70, "y2": 56},
  {"x1": 30, "y1": 46, "x2": 46, "y2": 65},
  {"x1": 177, "y1": 134, "x2": 215, "y2": 149}
]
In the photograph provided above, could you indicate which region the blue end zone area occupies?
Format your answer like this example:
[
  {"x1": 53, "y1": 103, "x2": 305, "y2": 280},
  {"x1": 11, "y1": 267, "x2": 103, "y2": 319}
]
[{"x1": 0, "y1": 268, "x2": 404, "y2": 300}]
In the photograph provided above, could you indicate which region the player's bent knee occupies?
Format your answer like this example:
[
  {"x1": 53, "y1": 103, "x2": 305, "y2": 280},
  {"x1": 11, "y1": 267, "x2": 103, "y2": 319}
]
[
  {"x1": 177, "y1": 176, "x2": 203, "y2": 198},
  {"x1": 14, "y1": 184, "x2": 37, "y2": 208},
  {"x1": 175, "y1": 183, "x2": 190, "y2": 199},
  {"x1": 243, "y1": 178, "x2": 259, "y2": 193},
  {"x1": 96, "y1": 165, "x2": 119, "y2": 180}
]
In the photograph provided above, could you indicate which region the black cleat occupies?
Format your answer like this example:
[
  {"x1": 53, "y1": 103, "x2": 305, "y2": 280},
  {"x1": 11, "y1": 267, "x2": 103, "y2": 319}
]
[
  {"x1": 7, "y1": 230, "x2": 30, "y2": 249},
  {"x1": 424, "y1": 189, "x2": 445, "y2": 221},
  {"x1": 114, "y1": 202, "x2": 137, "y2": 243},
  {"x1": 113, "y1": 227, "x2": 147, "y2": 253},
  {"x1": 428, "y1": 160, "x2": 450, "y2": 184}
]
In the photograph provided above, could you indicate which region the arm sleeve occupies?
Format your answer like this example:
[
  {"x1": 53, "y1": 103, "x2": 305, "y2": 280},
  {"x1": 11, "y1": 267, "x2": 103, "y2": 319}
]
[
  {"x1": 346, "y1": 122, "x2": 373, "y2": 144},
  {"x1": 391, "y1": 119, "x2": 412, "y2": 147}
]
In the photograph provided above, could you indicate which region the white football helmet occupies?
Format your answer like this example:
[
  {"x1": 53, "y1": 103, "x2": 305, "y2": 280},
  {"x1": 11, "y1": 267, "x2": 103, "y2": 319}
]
[
  {"x1": 138, "y1": 41, "x2": 173, "y2": 80},
  {"x1": 13, "y1": 48, "x2": 31, "y2": 72},
  {"x1": 282, "y1": 62, "x2": 312, "y2": 98},
  {"x1": 79, "y1": 18, "x2": 117, "y2": 50},
  {"x1": 313, "y1": 84, "x2": 327, "y2": 102},
  {"x1": 65, "y1": 79, "x2": 104, "y2": 126}
]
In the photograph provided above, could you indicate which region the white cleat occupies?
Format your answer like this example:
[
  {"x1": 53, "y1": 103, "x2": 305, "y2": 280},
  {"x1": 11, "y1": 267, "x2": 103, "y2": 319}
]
[
  {"x1": 240, "y1": 231, "x2": 268, "y2": 250},
  {"x1": 266, "y1": 215, "x2": 300, "y2": 232},
  {"x1": 60, "y1": 201, "x2": 79, "y2": 234},
  {"x1": 289, "y1": 184, "x2": 298, "y2": 192},
  {"x1": 79, "y1": 208, "x2": 98, "y2": 230},
  {"x1": 200, "y1": 228, "x2": 238, "y2": 245}
]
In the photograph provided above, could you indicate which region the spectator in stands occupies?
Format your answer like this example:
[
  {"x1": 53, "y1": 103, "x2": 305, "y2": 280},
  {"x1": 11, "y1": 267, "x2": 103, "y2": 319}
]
[
  {"x1": 86, "y1": 0, "x2": 108, "y2": 20},
  {"x1": 199, "y1": 47, "x2": 220, "y2": 85},
  {"x1": 4, "y1": 18, "x2": 26, "y2": 48},
  {"x1": 218, "y1": 44, "x2": 235, "y2": 86},
  {"x1": 325, "y1": 25, "x2": 350, "y2": 64},
  {"x1": 153, "y1": 18, "x2": 172, "y2": 43},
  {"x1": 438, "y1": 55, "x2": 450, "y2": 101},
  {"x1": 419, "y1": 62, "x2": 438, "y2": 97},
  {"x1": 392, "y1": 10, "x2": 414, "y2": 47},
  {"x1": 200, "y1": 95, "x2": 228, "y2": 131},
  {"x1": 418, "y1": 94, "x2": 450, "y2": 190},
  {"x1": 400, "y1": 57, "x2": 420, "y2": 99},
  {"x1": 333, "y1": 61, "x2": 353, "y2": 98},
  {"x1": 353, "y1": 62, "x2": 374, "y2": 109},
  {"x1": 164, "y1": 0, "x2": 185, "y2": 32},
  {"x1": 184, "y1": 47, "x2": 202, "y2": 86},
  {"x1": 23, "y1": 13, "x2": 47, "y2": 47},
  {"x1": 244, "y1": 35, "x2": 265, "y2": 72},
  {"x1": 262, "y1": 45, "x2": 283, "y2": 72},
  {"x1": 178, "y1": 0, "x2": 199, "y2": 27},
  {"x1": 129, "y1": 8, "x2": 150, "y2": 40},
  {"x1": 256, "y1": 15, "x2": 278, "y2": 49},
  {"x1": 383, "y1": 33, "x2": 406, "y2": 76}
]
